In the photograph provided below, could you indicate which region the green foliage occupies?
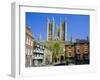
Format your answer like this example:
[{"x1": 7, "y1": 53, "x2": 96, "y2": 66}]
[
  {"x1": 47, "y1": 40, "x2": 64, "y2": 62},
  {"x1": 34, "y1": 40, "x2": 38, "y2": 47}
]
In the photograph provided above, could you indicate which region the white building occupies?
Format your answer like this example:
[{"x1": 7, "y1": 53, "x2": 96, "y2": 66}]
[{"x1": 33, "y1": 42, "x2": 45, "y2": 66}]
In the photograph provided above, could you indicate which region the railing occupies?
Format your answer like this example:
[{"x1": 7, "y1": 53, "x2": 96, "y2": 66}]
[
  {"x1": 32, "y1": 56, "x2": 43, "y2": 59},
  {"x1": 33, "y1": 50, "x2": 44, "y2": 54}
]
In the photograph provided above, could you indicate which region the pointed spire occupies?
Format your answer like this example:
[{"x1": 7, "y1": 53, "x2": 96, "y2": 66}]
[
  {"x1": 55, "y1": 24, "x2": 59, "y2": 40},
  {"x1": 87, "y1": 36, "x2": 89, "y2": 41},
  {"x1": 60, "y1": 17, "x2": 62, "y2": 40},
  {"x1": 63, "y1": 17, "x2": 68, "y2": 41},
  {"x1": 52, "y1": 17, "x2": 55, "y2": 40},
  {"x1": 70, "y1": 34, "x2": 73, "y2": 43},
  {"x1": 38, "y1": 33, "x2": 42, "y2": 42}
]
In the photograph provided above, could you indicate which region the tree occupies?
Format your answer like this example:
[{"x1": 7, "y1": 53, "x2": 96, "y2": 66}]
[
  {"x1": 47, "y1": 40, "x2": 64, "y2": 63},
  {"x1": 33, "y1": 40, "x2": 38, "y2": 47},
  {"x1": 54, "y1": 41, "x2": 64, "y2": 62}
]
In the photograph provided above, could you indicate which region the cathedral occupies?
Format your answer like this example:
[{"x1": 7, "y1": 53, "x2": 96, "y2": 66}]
[{"x1": 46, "y1": 17, "x2": 67, "y2": 41}]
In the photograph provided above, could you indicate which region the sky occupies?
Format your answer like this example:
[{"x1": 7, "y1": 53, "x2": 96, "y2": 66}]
[{"x1": 26, "y1": 12, "x2": 89, "y2": 41}]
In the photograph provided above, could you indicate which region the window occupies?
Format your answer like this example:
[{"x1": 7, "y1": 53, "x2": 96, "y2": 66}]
[
  {"x1": 84, "y1": 49, "x2": 88, "y2": 53},
  {"x1": 84, "y1": 45, "x2": 88, "y2": 53},
  {"x1": 69, "y1": 52, "x2": 71, "y2": 57},
  {"x1": 76, "y1": 54, "x2": 80, "y2": 60},
  {"x1": 77, "y1": 49, "x2": 80, "y2": 52},
  {"x1": 84, "y1": 55, "x2": 88, "y2": 60},
  {"x1": 76, "y1": 49, "x2": 80, "y2": 54}
]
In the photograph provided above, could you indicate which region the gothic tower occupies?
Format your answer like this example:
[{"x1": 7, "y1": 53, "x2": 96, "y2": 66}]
[
  {"x1": 60, "y1": 18, "x2": 67, "y2": 41},
  {"x1": 60, "y1": 17, "x2": 62, "y2": 40},
  {"x1": 62, "y1": 21, "x2": 66, "y2": 40},
  {"x1": 47, "y1": 17, "x2": 67, "y2": 41},
  {"x1": 46, "y1": 17, "x2": 49, "y2": 41},
  {"x1": 55, "y1": 24, "x2": 60, "y2": 40},
  {"x1": 65, "y1": 18, "x2": 67, "y2": 41},
  {"x1": 47, "y1": 17, "x2": 54, "y2": 41},
  {"x1": 52, "y1": 17, "x2": 55, "y2": 40}
]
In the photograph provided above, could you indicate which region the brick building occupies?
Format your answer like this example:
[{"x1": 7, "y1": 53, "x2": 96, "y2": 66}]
[
  {"x1": 75, "y1": 39, "x2": 89, "y2": 64},
  {"x1": 65, "y1": 38, "x2": 89, "y2": 65},
  {"x1": 65, "y1": 42, "x2": 75, "y2": 65}
]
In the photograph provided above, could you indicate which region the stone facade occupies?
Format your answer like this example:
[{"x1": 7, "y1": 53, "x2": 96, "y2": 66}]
[{"x1": 25, "y1": 26, "x2": 34, "y2": 67}]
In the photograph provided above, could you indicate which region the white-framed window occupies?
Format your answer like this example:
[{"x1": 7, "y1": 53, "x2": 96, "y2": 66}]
[
  {"x1": 76, "y1": 44, "x2": 80, "y2": 54},
  {"x1": 68, "y1": 52, "x2": 72, "y2": 57},
  {"x1": 84, "y1": 48, "x2": 88, "y2": 53},
  {"x1": 76, "y1": 49, "x2": 80, "y2": 54}
]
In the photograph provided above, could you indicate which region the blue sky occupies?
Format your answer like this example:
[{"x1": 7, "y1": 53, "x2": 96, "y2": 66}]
[{"x1": 26, "y1": 12, "x2": 89, "y2": 41}]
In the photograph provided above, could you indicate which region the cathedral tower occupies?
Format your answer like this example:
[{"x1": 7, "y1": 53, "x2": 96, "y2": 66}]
[
  {"x1": 60, "y1": 18, "x2": 67, "y2": 41},
  {"x1": 47, "y1": 17, "x2": 67, "y2": 41},
  {"x1": 47, "y1": 17, "x2": 54, "y2": 41}
]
